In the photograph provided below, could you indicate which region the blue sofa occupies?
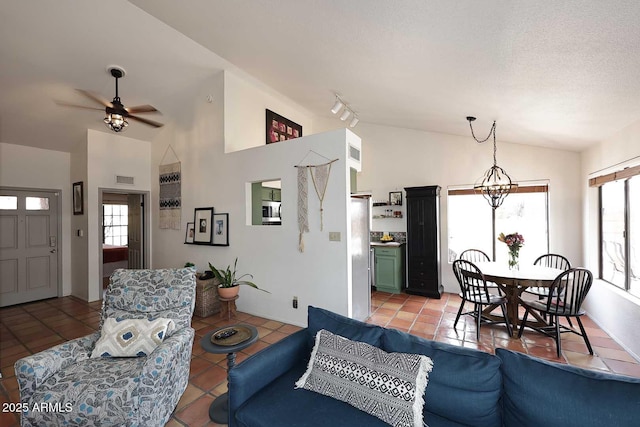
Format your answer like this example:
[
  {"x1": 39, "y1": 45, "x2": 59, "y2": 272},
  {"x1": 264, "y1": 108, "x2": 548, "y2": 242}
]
[{"x1": 229, "y1": 306, "x2": 640, "y2": 427}]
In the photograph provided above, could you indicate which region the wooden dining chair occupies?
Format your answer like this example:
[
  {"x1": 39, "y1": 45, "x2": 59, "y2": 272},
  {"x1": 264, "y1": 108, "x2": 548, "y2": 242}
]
[
  {"x1": 518, "y1": 268, "x2": 593, "y2": 358},
  {"x1": 459, "y1": 249, "x2": 499, "y2": 291},
  {"x1": 452, "y1": 259, "x2": 512, "y2": 339},
  {"x1": 524, "y1": 254, "x2": 571, "y2": 300},
  {"x1": 459, "y1": 249, "x2": 491, "y2": 263}
]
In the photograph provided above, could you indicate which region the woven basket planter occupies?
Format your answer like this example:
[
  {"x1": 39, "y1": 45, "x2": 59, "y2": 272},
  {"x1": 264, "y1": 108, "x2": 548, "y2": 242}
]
[{"x1": 195, "y1": 277, "x2": 221, "y2": 317}]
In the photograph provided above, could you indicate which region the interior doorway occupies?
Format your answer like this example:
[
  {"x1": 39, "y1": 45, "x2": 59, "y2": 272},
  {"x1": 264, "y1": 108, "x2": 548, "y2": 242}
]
[{"x1": 100, "y1": 190, "x2": 148, "y2": 291}]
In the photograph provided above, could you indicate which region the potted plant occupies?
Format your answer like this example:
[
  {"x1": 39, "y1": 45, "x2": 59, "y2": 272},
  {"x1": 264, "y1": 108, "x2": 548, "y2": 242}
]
[{"x1": 208, "y1": 258, "x2": 269, "y2": 299}]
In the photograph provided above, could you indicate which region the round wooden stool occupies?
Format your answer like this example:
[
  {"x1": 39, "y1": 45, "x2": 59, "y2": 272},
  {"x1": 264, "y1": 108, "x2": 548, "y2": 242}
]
[{"x1": 219, "y1": 295, "x2": 239, "y2": 320}]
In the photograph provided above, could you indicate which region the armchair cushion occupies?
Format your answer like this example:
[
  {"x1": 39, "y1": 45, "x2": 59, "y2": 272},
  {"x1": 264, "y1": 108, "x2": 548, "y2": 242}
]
[{"x1": 90, "y1": 317, "x2": 175, "y2": 358}]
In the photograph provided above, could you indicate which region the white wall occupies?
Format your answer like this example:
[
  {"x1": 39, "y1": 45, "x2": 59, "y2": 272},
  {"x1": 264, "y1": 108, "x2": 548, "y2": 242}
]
[
  {"x1": 581, "y1": 118, "x2": 640, "y2": 358},
  {"x1": 223, "y1": 70, "x2": 315, "y2": 152},
  {"x1": 70, "y1": 139, "x2": 88, "y2": 299},
  {"x1": 85, "y1": 129, "x2": 152, "y2": 301},
  {"x1": 149, "y1": 71, "x2": 358, "y2": 326},
  {"x1": 0, "y1": 143, "x2": 73, "y2": 297},
  {"x1": 351, "y1": 123, "x2": 582, "y2": 294}
]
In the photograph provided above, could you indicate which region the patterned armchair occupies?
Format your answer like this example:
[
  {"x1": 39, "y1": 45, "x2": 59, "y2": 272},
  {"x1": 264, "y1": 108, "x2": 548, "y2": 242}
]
[{"x1": 15, "y1": 268, "x2": 197, "y2": 427}]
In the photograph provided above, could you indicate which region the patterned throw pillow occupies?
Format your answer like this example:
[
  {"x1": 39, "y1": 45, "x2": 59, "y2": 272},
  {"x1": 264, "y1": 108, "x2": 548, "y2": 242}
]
[
  {"x1": 90, "y1": 317, "x2": 175, "y2": 358},
  {"x1": 296, "y1": 329, "x2": 433, "y2": 427}
]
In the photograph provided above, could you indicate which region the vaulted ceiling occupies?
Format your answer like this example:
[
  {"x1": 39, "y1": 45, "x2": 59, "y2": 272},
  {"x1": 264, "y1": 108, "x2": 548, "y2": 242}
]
[{"x1": 2, "y1": 0, "x2": 640, "y2": 153}]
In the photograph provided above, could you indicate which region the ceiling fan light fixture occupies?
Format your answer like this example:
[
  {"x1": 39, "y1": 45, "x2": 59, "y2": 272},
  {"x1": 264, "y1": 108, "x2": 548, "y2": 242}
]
[
  {"x1": 104, "y1": 113, "x2": 128, "y2": 132},
  {"x1": 340, "y1": 109, "x2": 352, "y2": 121}
]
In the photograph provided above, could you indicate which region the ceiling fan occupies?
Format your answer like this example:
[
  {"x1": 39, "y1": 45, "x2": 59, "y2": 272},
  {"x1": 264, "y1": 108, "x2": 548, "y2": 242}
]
[{"x1": 57, "y1": 66, "x2": 163, "y2": 132}]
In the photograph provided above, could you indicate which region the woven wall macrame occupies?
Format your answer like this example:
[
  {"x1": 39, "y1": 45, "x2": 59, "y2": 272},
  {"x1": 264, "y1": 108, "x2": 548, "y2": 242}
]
[{"x1": 295, "y1": 153, "x2": 338, "y2": 252}]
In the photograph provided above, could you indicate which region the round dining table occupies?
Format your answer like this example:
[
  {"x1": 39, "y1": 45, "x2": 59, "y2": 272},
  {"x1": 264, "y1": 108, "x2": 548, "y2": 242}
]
[{"x1": 473, "y1": 262, "x2": 564, "y2": 336}]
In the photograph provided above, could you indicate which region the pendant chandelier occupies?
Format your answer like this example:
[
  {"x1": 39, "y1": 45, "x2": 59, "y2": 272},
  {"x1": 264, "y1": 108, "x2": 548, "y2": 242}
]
[{"x1": 466, "y1": 116, "x2": 517, "y2": 209}]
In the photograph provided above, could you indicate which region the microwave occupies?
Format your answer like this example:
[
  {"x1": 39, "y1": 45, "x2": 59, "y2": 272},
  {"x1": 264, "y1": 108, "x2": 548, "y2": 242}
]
[{"x1": 262, "y1": 201, "x2": 281, "y2": 224}]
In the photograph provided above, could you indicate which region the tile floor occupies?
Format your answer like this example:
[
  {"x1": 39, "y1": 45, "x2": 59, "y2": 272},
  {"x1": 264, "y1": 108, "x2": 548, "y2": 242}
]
[{"x1": 1, "y1": 291, "x2": 639, "y2": 427}]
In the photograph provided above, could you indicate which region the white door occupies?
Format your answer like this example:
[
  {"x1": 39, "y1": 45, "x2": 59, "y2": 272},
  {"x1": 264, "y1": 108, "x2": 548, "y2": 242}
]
[
  {"x1": 0, "y1": 189, "x2": 59, "y2": 307},
  {"x1": 127, "y1": 193, "x2": 144, "y2": 269}
]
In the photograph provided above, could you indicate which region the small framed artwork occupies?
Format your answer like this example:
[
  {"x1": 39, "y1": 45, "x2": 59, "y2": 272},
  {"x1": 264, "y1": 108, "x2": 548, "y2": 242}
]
[
  {"x1": 212, "y1": 213, "x2": 229, "y2": 246},
  {"x1": 73, "y1": 181, "x2": 84, "y2": 215},
  {"x1": 389, "y1": 191, "x2": 403, "y2": 206},
  {"x1": 184, "y1": 222, "x2": 195, "y2": 244},
  {"x1": 266, "y1": 109, "x2": 302, "y2": 144},
  {"x1": 193, "y1": 207, "x2": 214, "y2": 244}
]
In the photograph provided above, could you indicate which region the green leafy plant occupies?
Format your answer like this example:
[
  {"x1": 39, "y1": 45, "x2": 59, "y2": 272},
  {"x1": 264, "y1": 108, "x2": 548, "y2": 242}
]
[{"x1": 207, "y1": 258, "x2": 269, "y2": 292}]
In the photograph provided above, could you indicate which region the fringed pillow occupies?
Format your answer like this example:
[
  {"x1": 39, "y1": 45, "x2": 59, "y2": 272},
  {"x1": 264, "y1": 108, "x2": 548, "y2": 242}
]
[
  {"x1": 296, "y1": 329, "x2": 433, "y2": 427},
  {"x1": 91, "y1": 317, "x2": 175, "y2": 358}
]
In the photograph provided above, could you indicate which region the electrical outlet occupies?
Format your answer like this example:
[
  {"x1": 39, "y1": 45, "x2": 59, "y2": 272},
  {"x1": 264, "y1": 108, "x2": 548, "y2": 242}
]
[
  {"x1": 329, "y1": 231, "x2": 341, "y2": 241},
  {"x1": 293, "y1": 296, "x2": 298, "y2": 309}
]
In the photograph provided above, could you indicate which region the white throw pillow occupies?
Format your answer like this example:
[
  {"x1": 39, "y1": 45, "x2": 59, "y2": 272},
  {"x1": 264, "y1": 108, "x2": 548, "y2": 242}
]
[
  {"x1": 296, "y1": 329, "x2": 433, "y2": 427},
  {"x1": 91, "y1": 317, "x2": 175, "y2": 358}
]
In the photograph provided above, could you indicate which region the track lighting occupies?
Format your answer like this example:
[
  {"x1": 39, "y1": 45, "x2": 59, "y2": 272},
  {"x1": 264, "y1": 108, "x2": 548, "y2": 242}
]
[
  {"x1": 329, "y1": 94, "x2": 360, "y2": 128},
  {"x1": 330, "y1": 97, "x2": 344, "y2": 114},
  {"x1": 340, "y1": 109, "x2": 352, "y2": 121}
]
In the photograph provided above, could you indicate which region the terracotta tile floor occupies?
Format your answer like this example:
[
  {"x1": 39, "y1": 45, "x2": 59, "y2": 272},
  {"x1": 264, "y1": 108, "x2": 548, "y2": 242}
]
[{"x1": 1, "y1": 291, "x2": 639, "y2": 426}]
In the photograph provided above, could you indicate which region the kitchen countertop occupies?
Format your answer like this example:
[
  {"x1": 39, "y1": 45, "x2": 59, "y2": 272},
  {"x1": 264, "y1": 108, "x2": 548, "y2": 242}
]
[{"x1": 370, "y1": 241, "x2": 405, "y2": 247}]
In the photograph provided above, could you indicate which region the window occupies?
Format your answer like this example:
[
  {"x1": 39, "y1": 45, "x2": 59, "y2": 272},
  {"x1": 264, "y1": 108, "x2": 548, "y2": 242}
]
[
  {"x1": 598, "y1": 175, "x2": 640, "y2": 297},
  {"x1": 448, "y1": 185, "x2": 549, "y2": 263},
  {"x1": 0, "y1": 196, "x2": 18, "y2": 210},
  {"x1": 25, "y1": 197, "x2": 49, "y2": 210},
  {"x1": 103, "y1": 204, "x2": 128, "y2": 246}
]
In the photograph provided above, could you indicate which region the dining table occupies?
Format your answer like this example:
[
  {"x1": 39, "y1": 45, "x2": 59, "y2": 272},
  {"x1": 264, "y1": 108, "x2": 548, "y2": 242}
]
[{"x1": 473, "y1": 262, "x2": 564, "y2": 336}]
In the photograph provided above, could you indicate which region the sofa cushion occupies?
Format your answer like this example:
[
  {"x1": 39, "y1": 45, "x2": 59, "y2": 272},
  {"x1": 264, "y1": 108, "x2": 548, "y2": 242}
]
[
  {"x1": 296, "y1": 329, "x2": 433, "y2": 427},
  {"x1": 382, "y1": 328, "x2": 502, "y2": 427},
  {"x1": 235, "y1": 359, "x2": 468, "y2": 427},
  {"x1": 496, "y1": 348, "x2": 640, "y2": 427},
  {"x1": 307, "y1": 306, "x2": 385, "y2": 348}
]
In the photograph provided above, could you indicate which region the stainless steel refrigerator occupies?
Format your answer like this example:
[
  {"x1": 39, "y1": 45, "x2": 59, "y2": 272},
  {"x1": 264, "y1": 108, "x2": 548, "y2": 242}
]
[{"x1": 351, "y1": 196, "x2": 371, "y2": 321}]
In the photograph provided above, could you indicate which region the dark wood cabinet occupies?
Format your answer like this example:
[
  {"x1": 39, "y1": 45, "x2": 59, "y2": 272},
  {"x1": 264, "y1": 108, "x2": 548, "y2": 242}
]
[{"x1": 404, "y1": 185, "x2": 443, "y2": 298}]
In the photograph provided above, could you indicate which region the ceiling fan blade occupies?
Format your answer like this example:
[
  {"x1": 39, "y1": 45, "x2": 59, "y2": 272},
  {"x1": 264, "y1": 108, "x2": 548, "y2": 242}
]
[
  {"x1": 76, "y1": 89, "x2": 113, "y2": 108},
  {"x1": 129, "y1": 114, "x2": 164, "y2": 128},
  {"x1": 126, "y1": 104, "x2": 159, "y2": 114},
  {"x1": 55, "y1": 100, "x2": 104, "y2": 111}
]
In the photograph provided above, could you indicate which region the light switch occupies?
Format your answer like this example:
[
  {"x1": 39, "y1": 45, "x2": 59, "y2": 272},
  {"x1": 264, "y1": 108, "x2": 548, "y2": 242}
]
[{"x1": 329, "y1": 232, "x2": 341, "y2": 241}]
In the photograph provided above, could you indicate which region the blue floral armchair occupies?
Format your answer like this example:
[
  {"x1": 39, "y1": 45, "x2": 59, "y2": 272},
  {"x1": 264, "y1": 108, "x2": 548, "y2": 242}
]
[{"x1": 15, "y1": 268, "x2": 197, "y2": 427}]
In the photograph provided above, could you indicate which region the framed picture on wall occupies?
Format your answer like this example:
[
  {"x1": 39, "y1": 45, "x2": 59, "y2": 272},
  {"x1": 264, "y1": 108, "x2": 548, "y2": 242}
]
[
  {"x1": 193, "y1": 207, "x2": 214, "y2": 244},
  {"x1": 184, "y1": 222, "x2": 195, "y2": 244},
  {"x1": 389, "y1": 191, "x2": 403, "y2": 206},
  {"x1": 212, "y1": 213, "x2": 229, "y2": 246},
  {"x1": 73, "y1": 181, "x2": 84, "y2": 215},
  {"x1": 266, "y1": 109, "x2": 302, "y2": 145}
]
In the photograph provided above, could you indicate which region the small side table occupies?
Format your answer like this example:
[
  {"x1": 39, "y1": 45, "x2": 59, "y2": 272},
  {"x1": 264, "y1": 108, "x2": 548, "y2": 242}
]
[
  {"x1": 201, "y1": 324, "x2": 259, "y2": 424},
  {"x1": 219, "y1": 295, "x2": 239, "y2": 320}
]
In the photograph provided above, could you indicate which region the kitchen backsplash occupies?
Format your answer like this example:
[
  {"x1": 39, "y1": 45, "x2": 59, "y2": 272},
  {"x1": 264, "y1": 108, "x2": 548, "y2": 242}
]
[{"x1": 370, "y1": 231, "x2": 406, "y2": 242}]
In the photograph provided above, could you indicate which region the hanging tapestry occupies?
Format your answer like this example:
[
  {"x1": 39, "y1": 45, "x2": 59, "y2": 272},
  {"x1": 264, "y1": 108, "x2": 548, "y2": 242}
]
[
  {"x1": 159, "y1": 162, "x2": 181, "y2": 229},
  {"x1": 309, "y1": 162, "x2": 333, "y2": 231},
  {"x1": 297, "y1": 166, "x2": 309, "y2": 252}
]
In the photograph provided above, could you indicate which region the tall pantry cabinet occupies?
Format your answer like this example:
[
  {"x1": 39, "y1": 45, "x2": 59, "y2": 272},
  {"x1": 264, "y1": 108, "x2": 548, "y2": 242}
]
[{"x1": 404, "y1": 186, "x2": 443, "y2": 298}]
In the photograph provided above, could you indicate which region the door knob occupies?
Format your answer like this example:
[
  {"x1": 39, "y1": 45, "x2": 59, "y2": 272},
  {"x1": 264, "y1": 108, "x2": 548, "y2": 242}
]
[{"x1": 50, "y1": 249, "x2": 57, "y2": 253}]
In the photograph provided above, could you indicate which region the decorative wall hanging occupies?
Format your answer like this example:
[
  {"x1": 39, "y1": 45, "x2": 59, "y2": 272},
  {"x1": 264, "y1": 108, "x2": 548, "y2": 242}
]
[
  {"x1": 193, "y1": 207, "x2": 214, "y2": 244},
  {"x1": 184, "y1": 222, "x2": 195, "y2": 244},
  {"x1": 266, "y1": 109, "x2": 302, "y2": 144},
  {"x1": 212, "y1": 213, "x2": 229, "y2": 246},
  {"x1": 159, "y1": 145, "x2": 181, "y2": 229},
  {"x1": 295, "y1": 150, "x2": 338, "y2": 252},
  {"x1": 73, "y1": 181, "x2": 84, "y2": 215}
]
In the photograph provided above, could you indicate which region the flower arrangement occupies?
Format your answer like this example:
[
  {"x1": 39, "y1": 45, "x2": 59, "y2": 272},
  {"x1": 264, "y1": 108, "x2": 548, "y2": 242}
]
[{"x1": 498, "y1": 232, "x2": 524, "y2": 269}]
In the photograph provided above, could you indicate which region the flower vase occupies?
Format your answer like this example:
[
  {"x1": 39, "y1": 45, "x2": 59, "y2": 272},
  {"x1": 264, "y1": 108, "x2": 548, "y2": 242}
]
[{"x1": 508, "y1": 250, "x2": 519, "y2": 270}]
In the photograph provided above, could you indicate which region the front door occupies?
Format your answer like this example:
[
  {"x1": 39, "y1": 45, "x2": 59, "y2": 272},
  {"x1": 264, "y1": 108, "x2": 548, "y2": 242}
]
[{"x1": 0, "y1": 189, "x2": 59, "y2": 307}]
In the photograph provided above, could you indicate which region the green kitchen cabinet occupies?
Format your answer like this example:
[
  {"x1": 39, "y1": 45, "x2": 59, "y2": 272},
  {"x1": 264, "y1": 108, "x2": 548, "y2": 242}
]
[
  {"x1": 374, "y1": 245, "x2": 405, "y2": 293},
  {"x1": 262, "y1": 187, "x2": 281, "y2": 202}
]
